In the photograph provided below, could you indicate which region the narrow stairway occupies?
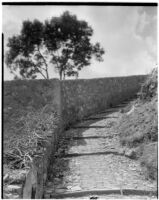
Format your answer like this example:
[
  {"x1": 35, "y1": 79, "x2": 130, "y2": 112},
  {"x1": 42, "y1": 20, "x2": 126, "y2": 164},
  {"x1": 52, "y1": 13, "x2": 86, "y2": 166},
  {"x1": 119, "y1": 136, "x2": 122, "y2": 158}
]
[{"x1": 44, "y1": 100, "x2": 157, "y2": 199}]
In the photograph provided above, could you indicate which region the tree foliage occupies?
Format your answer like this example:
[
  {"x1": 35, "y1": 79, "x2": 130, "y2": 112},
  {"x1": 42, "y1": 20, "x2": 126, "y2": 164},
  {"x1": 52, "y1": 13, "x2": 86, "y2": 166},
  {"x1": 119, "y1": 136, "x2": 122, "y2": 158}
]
[{"x1": 5, "y1": 11, "x2": 105, "y2": 80}]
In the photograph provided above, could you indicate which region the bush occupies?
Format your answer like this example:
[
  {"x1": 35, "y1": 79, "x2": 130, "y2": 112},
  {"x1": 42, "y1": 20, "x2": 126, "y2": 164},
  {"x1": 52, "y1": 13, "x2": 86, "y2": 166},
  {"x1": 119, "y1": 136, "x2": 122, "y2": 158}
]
[
  {"x1": 139, "y1": 68, "x2": 157, "y2": 100},
  {"x1": 4, "y1": 105, "x2": 59, "y2": 170}
]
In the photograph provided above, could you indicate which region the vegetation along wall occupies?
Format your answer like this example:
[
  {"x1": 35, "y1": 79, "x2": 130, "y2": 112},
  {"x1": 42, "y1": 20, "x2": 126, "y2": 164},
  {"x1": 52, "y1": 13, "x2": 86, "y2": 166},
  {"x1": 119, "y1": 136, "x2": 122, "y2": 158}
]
[{"x1": 3, "y1": 79, "x2": 61, "y2": 199}]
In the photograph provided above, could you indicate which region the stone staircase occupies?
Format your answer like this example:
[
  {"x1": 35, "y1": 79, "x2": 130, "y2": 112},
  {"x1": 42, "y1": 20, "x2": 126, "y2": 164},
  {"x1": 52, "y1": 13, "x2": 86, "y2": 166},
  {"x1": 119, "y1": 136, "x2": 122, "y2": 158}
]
[{"x1": 43, "y1": 100, "x2": 157, "y2": 199}]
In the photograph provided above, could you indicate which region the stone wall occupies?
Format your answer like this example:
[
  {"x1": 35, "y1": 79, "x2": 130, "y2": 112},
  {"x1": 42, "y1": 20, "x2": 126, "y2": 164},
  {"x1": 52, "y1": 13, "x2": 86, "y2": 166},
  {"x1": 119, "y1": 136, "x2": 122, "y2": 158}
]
[{"x1": 61, "y1": 75, "x2": 146, "y2": 127}]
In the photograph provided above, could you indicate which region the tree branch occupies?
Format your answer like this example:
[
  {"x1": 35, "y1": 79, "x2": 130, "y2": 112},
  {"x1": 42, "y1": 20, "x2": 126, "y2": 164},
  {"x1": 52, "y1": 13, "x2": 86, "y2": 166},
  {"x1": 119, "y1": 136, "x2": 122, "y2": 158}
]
[
  {"x1": 37, "y1": 47, "x2": 49, "y2": 79},
  {"x1": 32, "y1": 62, "x2": 47, "y2": 79},
  {"x1": 36, "y1": 67, "x2": 47, "y2": 79},
  {"x1": 51, "y1": 51, "x2": 62, "y2": 79}
]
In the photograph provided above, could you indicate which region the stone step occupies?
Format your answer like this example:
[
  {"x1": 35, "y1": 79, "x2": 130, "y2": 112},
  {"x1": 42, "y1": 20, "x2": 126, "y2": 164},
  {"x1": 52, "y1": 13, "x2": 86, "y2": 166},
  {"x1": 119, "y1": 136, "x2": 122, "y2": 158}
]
[
  {"x1": 44, "y1": 98, "x2": 157, "y2": 199},
  {"x1": 61, "y1": 151, "x2": 124, "y2": 158},
  {"x1": 44, "y1": 189, "x2": 157, "y2": 199},
  {"x1": 97, "y1": 108, "x2": 120, "y2": 114},
  {"x1": 97, "y1": 105, "x2": 128, "y2": 114},
  {"x1": 63, "y1": 134, "x2": 119, "y2": 140},
  {"x1": 112, "y1": 104, "x2": 127, "y2": 108},
  {"x1": 71, "y1": 126, "x2": 106, "y2": 129},
  {"x1": 83, "y1": 116, "x2": 118, "y2": 121},
  {"x1": 58, "y1": 136, "x2": 120, "y2": 156},
  {"x1": 48, "y1": 154, "x2": 156, "y2": 193},
  {"x1": 64, "y1": 128, "x2": 112, "y2": 138}
]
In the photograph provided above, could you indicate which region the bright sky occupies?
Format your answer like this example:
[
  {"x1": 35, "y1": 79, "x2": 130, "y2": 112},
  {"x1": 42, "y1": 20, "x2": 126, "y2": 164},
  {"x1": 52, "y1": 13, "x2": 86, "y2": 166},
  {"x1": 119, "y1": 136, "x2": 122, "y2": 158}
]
[{"x1": 2, "y1": 5, "x2": 157, "y2": 80}]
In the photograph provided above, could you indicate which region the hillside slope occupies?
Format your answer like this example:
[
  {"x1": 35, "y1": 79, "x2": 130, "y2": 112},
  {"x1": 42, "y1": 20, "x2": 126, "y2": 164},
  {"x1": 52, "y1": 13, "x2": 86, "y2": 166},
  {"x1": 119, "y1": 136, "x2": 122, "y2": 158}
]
[{"x1": 117, "y1": 68, "x2": 158, "y2": 180}]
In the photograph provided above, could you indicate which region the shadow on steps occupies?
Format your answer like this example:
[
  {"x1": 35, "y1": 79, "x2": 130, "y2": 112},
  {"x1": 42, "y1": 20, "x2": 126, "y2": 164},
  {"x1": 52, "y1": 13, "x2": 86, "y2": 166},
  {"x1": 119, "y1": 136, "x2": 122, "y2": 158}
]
[{"x1": 47, "y1": 189, "x2": 157, "y2": 199}]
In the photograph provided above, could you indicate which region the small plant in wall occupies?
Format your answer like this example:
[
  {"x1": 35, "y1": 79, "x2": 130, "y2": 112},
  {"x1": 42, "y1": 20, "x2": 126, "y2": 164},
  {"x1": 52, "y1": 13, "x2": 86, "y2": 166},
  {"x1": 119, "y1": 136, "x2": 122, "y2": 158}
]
[{"x1": 5, "y1": 11, "x2": 105, "y2": 80}]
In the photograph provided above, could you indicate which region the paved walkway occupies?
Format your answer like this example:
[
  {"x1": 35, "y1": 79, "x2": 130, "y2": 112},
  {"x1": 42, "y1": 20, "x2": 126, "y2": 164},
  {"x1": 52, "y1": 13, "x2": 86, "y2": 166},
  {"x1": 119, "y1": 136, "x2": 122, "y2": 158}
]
[{"x1": 44, "y1": 100, "x2": 157, "y2": 199}]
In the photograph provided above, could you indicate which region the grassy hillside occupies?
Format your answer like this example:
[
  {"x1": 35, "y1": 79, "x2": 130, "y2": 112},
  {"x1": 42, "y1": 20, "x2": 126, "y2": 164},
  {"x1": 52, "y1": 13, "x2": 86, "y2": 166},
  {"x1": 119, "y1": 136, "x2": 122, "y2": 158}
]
[{"x1": 117, "y1": 68, "x2": 158, "y2": 180}]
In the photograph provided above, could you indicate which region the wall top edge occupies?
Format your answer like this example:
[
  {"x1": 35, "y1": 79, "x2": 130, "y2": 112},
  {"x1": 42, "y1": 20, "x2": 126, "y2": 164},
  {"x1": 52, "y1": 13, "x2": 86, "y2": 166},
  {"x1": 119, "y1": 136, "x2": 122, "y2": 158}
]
[
  {"x1": 3, "y1": 78, "x2": 60, "y2": 83},
  {"x1": 3, "y1": 75, "x2": 147, "y2": 83},
  {"x1": 61, "y1": 75, "x2": 147, "y2": 82}
]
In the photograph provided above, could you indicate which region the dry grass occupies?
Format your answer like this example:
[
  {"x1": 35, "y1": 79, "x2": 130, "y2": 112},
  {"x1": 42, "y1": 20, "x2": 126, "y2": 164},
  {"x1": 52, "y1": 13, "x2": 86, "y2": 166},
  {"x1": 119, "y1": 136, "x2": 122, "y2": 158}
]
[
  {"x1": 117, "y1": 68, "x2": 158, "y2": 180},
  {"x1": 119, "y1": 96, "x2": 157, "y2": 147},
  {"x1": 4, "y1": 106, "x2": 59, "y2": 170},
  {"x1": 140, "y1": 142, "x2": 157, "y2": 180}
]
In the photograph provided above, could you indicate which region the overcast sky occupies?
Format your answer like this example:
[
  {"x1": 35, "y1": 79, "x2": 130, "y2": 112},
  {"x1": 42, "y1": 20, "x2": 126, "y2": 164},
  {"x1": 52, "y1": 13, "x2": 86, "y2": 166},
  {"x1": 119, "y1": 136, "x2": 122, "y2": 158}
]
[{"x1": 2, "y1": 5, "x2": 157, "y2": 80}]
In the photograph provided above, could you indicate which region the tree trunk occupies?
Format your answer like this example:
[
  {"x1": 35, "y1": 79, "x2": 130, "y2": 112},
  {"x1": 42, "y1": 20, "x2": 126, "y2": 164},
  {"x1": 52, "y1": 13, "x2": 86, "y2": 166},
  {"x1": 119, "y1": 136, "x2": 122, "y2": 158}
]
[
  {"x1": 63, "y1": 71, "x2": 66, "y2": 80},
  {"x1": 37, "y1": 46, "x2": 49, "y2": 79},
  {"x1": 59, "y1": 70, "x2": 62, "y2": 81},
  {"x1": 46, "y1": 68, "x2": 49, "y2": 79}
]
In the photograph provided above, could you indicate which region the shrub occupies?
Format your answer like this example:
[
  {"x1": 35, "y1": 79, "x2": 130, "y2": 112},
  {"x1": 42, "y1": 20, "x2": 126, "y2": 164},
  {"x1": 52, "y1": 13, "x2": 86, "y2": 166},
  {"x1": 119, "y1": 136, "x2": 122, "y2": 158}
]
[
  {"x1": 4, "y1": 105, "x2": 59, "y2": 170},
  {"x1": 139, "y1": 68, "x2": 157, "y2": 100}
]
